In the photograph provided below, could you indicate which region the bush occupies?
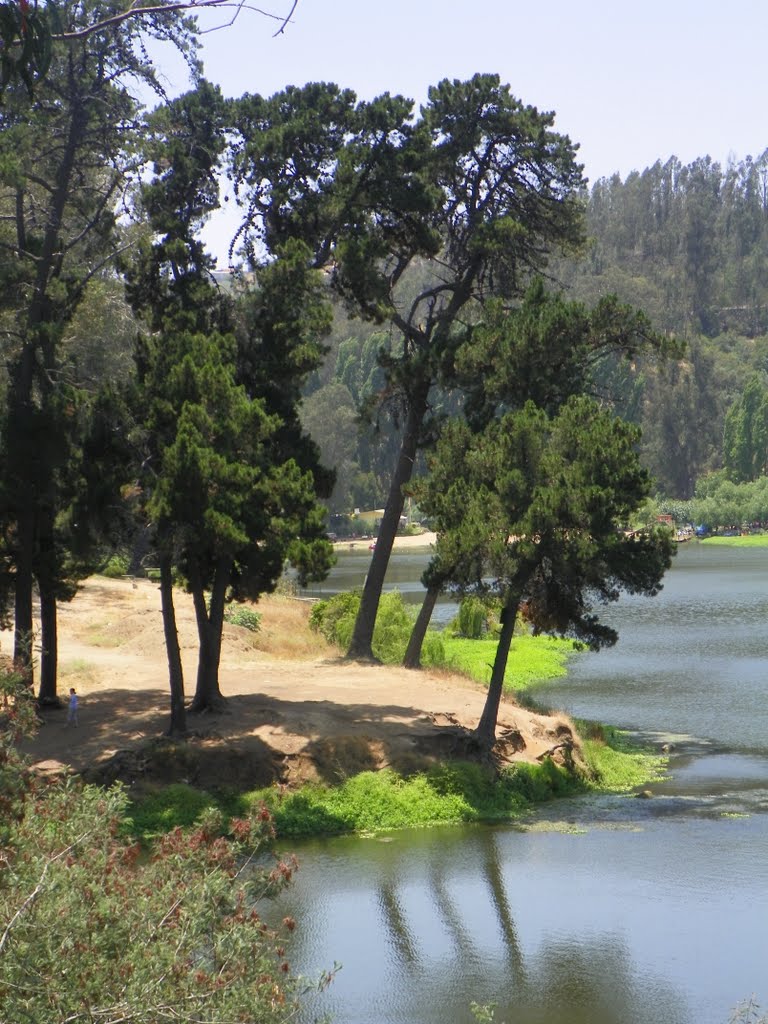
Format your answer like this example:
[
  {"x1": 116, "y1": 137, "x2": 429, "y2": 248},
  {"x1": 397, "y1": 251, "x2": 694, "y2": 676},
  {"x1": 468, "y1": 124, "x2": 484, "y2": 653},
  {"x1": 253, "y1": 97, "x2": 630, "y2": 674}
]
[
  {"x1": 224, "y1": 604, "x2": 262, "y2": 632},
  {"x1": 0, "y1": 781, "x2": 303, "y2": 1024},
  {"x1": 309, "y1": 590, "x2": 360, "y2": 646},
  {"x1": 309, "y1": 590, "x2": 416, "y2": 662},
  {"x1": 451, "y1": 595, "x2": 489, "y2": 639},
  {"x1": 101, "y1": 553, "x2": 129, "y2": 578}
]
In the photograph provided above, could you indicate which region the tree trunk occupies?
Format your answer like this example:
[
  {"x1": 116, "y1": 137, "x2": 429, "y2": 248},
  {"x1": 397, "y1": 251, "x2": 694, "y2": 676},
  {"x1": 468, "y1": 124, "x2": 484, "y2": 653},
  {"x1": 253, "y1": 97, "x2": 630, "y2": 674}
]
[
  {"x1": 159, "y1": 556, "x2": 186, "y2": 737},
  {"x1": 37, "y1": 585, "x2": 59, "y2": 706},
  {"x1": 7, "y1": 95, "x2": 88, "y2": 692},
  {"x1": 13, "y1": 518, "x2": 35, "y2": 686},
  {"x1": 188, "y1": 558, "x2": 230, "y2": 712},
  {"x1": 128, "y1": 524, "x2": 152, "y2": 577},
  {"x1": 403, "y1": 583, "x2": 440, "y2": 668},
  {"x1": 347, "y1": 383, "x2": 430, "y2": 660},
  {"x1": 474, "y1": 588, "x2": 522, "y2": 751}
]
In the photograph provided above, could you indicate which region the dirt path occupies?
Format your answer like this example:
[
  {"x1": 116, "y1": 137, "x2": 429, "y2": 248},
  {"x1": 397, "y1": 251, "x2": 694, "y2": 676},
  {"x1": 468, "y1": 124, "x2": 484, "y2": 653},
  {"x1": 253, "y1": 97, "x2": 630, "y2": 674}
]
[{"x1": 12, "y1": 573, "x2": 574, "y2": 789}]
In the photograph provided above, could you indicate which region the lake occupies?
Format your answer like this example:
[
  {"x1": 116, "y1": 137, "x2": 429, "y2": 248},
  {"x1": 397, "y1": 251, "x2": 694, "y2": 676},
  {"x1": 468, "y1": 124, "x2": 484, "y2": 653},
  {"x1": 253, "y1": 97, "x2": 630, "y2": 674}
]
[{"x1": 283, "y1": 542, "x2": 768, "y2": 1024}]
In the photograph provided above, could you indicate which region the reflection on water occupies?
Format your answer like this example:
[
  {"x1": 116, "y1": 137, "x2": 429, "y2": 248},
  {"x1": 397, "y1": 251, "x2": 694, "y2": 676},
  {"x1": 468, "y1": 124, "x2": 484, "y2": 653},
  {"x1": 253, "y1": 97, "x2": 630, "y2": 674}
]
[
  {"x1": 279, "y1": 543, "x2": 768, "y2": 1023},
  {"x1": 275, "y1": 818, "x2": 767, "y2": 1024}
]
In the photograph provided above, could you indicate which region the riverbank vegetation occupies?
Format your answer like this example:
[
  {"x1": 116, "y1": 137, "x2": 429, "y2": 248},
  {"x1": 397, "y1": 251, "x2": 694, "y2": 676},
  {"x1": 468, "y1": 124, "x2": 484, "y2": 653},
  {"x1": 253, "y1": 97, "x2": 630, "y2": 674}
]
[
  {"x1": 0, "y1": 671, "x2": 320, "y2": 1024},
  {"x1": 117, "y1": 595, "x2": 667, "y2": 843},
  {"x1": 124, "y1": 727, "x2": 666, "y2": 843},
  {"x1": 309, "y1": 590, "x2": 578, "y2": 688}
]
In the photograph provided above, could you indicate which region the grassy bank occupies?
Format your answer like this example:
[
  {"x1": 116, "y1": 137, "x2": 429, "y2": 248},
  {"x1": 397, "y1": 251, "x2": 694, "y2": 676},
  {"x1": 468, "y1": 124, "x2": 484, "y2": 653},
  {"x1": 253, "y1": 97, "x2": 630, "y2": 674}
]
[
  {"x1": 126, "y1": 727, "x2": 667, "y2": 843},
  {"x1": 126, "y1": 733, "x2": 667, "y2": 843},
  {"x1": 439, "y1": 633, "x2": 575, "y2": 690},
  {"x1": 124, "y1": 592, "x2": 666, "y2": 842},
  {"x1": 702, "y1": 534, "x2": 768, "y2": 547}
]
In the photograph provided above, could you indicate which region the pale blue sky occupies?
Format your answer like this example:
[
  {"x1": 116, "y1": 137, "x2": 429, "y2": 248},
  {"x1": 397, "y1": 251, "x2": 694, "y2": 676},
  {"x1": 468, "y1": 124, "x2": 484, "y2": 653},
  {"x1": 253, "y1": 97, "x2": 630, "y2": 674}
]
[{"x1": 167, "y1": 0, "x2": 768, "y2": 258}]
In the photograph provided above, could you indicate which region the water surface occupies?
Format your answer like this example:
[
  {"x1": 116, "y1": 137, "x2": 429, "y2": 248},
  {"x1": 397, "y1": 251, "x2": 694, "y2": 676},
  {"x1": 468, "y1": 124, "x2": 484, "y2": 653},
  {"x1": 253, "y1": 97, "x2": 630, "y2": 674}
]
[{"x1": 279, "y1": 542, "x2": 768, "y2": 1024}]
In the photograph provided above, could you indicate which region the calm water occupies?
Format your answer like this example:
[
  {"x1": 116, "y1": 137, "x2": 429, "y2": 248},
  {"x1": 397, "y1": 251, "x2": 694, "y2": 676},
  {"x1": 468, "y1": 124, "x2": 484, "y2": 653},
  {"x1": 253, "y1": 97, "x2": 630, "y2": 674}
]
[{"x1": 280, "y1": 543, "x2": 768, "y2": 1024}]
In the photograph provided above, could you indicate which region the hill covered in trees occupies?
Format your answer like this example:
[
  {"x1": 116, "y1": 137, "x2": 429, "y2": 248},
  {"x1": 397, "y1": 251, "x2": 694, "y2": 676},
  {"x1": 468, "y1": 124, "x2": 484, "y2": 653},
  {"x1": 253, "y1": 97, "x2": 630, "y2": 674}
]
[{"x1": 305, "y1": 151, "x2": 768, "y2": 504}]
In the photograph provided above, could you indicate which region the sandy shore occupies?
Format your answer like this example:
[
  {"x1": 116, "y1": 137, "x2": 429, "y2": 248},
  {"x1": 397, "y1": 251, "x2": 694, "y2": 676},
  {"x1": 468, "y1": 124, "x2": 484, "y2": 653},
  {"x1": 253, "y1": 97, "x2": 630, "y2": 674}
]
[{"x1": 334, "y1": 531, "x2": 437, "y2": 553}]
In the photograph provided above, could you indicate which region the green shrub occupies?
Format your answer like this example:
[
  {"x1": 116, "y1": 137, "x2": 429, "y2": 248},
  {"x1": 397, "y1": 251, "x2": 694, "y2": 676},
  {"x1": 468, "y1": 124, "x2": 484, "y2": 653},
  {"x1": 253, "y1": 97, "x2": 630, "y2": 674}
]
[
  {"x1": 451, "y1": 595, "x2": 489, "y2": 639},
  {"x1": 2, "y1": 781, "x2": 298, "y2": 1023},
  {"x1": 578, "y1": 723, "x2": 668, "y2": 791},
  {"x1": 224, "y1": 604, "x2": 262, "y2": 632},
  {"x1": 309, "y1": 590, "x2": 416, "y2": 662},
  {"x1": 249, "y1": 759, "x2": 582, "y2": 839},
  {"x1": 101, "y1": 553, "x2": 129, "y2": 578},
  {"x1": 370, "y1": 591, "x2": 413, "y2": 662},
  {"x1": 309, "y1": 591, "x2": 360, "y2": 646}
]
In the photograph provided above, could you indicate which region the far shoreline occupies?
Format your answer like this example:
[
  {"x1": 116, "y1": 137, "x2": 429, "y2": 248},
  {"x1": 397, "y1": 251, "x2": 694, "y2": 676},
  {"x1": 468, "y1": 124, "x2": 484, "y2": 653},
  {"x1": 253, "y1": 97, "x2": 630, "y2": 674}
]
[{"x1": 333, "y1": 531, "x2": 438, "y2": 554}]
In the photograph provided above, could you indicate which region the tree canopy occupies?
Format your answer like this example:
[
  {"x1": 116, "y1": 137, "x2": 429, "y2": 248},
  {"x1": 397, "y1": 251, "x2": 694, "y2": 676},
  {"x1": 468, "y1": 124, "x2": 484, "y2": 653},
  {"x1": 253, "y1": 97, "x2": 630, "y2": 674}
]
[{"x1": 229, "y1": 73, "x2": 586, "y2": 658}]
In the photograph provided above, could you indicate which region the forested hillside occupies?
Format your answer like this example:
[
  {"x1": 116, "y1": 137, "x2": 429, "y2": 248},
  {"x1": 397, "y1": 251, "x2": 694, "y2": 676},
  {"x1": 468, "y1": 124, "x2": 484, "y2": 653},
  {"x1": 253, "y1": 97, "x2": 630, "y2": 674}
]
[{"x1": 306, "y1": 152, "x2": 768, "y2": 503}]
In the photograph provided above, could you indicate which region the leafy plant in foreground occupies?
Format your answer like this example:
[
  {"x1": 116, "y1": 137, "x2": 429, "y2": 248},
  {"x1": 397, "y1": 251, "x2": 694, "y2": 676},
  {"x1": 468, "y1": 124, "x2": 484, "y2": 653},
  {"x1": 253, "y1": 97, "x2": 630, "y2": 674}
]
[{"x1": 0, "y1": 782, "x2": 308, "y2": 1023}]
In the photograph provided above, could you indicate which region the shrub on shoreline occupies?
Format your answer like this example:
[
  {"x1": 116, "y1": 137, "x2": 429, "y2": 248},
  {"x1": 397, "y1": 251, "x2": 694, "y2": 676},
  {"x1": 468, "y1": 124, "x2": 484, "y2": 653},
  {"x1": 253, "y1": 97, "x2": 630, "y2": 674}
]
[{"x1": 126, "y1": 725, "x2": 666, "y2": 843}]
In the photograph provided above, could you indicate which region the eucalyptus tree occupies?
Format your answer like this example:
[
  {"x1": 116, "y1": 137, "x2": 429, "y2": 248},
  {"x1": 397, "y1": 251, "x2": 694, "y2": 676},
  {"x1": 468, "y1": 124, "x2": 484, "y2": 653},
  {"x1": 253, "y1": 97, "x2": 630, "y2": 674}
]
[
  {"x1": 0, "y1": 0, "x2": 200, "y2": 698},
  {"x1": 416, "y1": 398, "x2": 674, "y2": 750},
  {"x1": 125, "y1": 83, "x2": 332, "y2": 729},
  {"x1": 231, "y1": 73, "x2": 585, "y2": 660}
]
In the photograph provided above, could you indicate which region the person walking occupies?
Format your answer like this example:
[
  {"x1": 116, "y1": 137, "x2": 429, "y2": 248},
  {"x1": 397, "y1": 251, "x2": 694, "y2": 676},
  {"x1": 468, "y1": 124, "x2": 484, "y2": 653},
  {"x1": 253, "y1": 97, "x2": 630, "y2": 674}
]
[{"x1": 66, "y1": 687, "x2": 79, "y2": 727}]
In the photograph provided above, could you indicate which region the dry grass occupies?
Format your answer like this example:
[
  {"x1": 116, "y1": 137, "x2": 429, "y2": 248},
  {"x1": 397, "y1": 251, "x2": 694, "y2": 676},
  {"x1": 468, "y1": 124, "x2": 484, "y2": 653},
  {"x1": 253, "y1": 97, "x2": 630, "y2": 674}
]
[{"x1": 247, "y1": 595, "x2": 335, "y2": 659}]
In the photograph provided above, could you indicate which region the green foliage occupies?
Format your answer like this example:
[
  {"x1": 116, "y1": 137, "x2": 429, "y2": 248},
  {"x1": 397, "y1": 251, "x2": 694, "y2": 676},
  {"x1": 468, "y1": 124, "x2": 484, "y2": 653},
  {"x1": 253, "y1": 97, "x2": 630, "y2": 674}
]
[
  {"x1": 692, "y1": 474, "x2": 768, "y2": 530},
  {"x1": 126, "y1": 782, "x2": 220, "y2": 840},
  {"x1": 451, "y1": 595, "x2": 490, "y2": 639},
  {"x1": 656, "y1": 497, "x2": 695, "y2": 524},
  {"x1": 125, "y1": 82, "x2": 333, "y2": 714},
  {"x1": 369, "y1": 590, "x2": 414, "y2": 663},
  {"x1": 310, "y1": 589, "x2": 572, "y2": 684},
  {"x1": 124, "y1": 732, "x2": 667, "y2": 841},
  {"x1": 253, "y1": 760, "x2": 581, "y2": 838},
  {"x1": 309, "y1": 590, "x2": 420, "y2": 663},
  {"x1": 309, "y1": 591, "x2": 361, "y2": 647},
  {"x1": 101, "y1": 553, "x2": 130, "y2": 578},
  {"x1": 435, "y1": 634, "x2": 576, "y2": 690},
  {"x1": 0, "y1": 665, "x2": 36, "y2": 843},
  {"x1": 723, "y1": 373, "x2": 768, "y2": 482},
  {"x1": 0, "y1": 2, "x2": 53, "y2": 95},
  {"x1": 224, "y1": 604, "x2": 262, "y2": 632},
  {"x1": 578, "y1": 723, "x2": 668, "y2": 791},
  {"x1": 0, "y1": 780, "x2": 303, "y2": 1023}
]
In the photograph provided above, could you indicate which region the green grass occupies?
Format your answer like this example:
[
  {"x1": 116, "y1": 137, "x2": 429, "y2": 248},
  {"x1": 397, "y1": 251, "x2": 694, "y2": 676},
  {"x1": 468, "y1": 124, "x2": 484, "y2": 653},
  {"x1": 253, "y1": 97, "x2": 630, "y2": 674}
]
[
  {"x1": 126, "y1": 783, "x2": 225, "y2": 841},
  {"x1": 125, "y1": 734, "x2": 666, "y2": 842},
  {"x1": 577, "y1": 722, "x2": 668, "y2": 791},
  {"x1": 436, "y1": 633, "x2": 577, "y2": 691},
  {"x1": 702, "y1": 534, "x2": 768, "y2": 547},
  {"x1": 125, "y1": 760, "x2": 586, "y2": 842}
]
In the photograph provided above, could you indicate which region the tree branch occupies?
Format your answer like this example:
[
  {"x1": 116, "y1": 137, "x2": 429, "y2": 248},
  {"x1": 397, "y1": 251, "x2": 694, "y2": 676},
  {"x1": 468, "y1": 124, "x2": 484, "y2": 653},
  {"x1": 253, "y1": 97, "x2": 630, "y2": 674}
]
[
  {"x1": 54, "y1": 0, "x2": 300, "y2": 42},
  {"x1": 0, "y1": 835, "x2": 90, "y2": 955}
]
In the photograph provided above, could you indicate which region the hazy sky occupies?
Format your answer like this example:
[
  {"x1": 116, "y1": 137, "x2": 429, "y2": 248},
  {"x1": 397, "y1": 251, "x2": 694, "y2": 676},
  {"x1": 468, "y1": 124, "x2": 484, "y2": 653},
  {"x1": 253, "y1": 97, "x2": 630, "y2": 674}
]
[{"x1": 171, "y1": 0, "x2": 768, "y2": 258}]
